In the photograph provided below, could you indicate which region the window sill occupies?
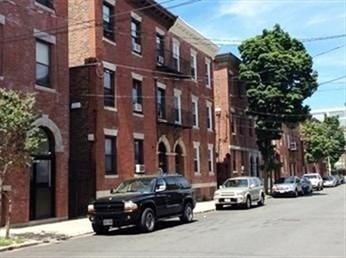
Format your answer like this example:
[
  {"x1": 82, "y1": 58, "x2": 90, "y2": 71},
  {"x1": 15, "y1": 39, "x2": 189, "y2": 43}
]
[
  {"x1": 209, "y1": 172, "x2": 215, "y2": 176},
  {"x1": 103, "y1": 37, "x2": 116, "y2": 46},
  {"x1": 104, "y1": 107, "x2": 117, "y2": 112},
  {"x1": 174, "y1": 121, "x2": 182, "y2": 125},
  {"x1": 208, "y1": 129, "x2": 214, "y2": 133},
  {"x1": 193, "y1": 126, "x2": 199, "y2": 130},
  {"x1": 105, "y1": 175, "x2": 119, "y2": 179},
  {"x1": 132, "y1": 51, "x2": 142, "y2": 58},
  {"x1": 206, "y1": 85, "x2": 212, "y2": 89},
  {"x1": 35, "y1": 2, "x2": 56, "y2": 14},
  {"x1": 35, "y1": 85, "x2": 56, "y2": 93},
  {"x1": 133, "y1": 112, "x2": 144, "y2": 118},
  {"x1": 158, "y1": 118, "x2": 167, "y2": 122},
  {"x1": 194, "y1": 173, "x2": 201, "y2": 176},
  {"x1": 0, "y1": 76, "x2": 4, "y2": 81}
]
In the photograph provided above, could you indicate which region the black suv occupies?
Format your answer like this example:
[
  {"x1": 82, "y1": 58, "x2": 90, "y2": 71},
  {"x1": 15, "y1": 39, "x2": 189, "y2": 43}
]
[{"x1": 87, "y1": 174, "x2": 195, "y2": 234}]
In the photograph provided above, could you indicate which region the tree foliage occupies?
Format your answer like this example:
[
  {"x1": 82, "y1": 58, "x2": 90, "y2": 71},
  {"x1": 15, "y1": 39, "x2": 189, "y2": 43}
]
[
  {"x1": 0, "y1": 88, "x2": 39, "y2": 237},
  {"x1": 301, "y1": 117, "x2": 345, "y2": 167},
  {"x1": 238, "y1": 25, "x2": 318, "y2": 189}
]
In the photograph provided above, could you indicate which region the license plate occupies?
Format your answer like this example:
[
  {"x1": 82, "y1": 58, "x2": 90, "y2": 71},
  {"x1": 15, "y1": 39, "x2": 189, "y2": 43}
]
[
  {"x1": 103, "y1": 219, "x2": 113, "y2": 226},
  {"x1": 224, "y1": 198, "x2": 231, "y2": 202}
]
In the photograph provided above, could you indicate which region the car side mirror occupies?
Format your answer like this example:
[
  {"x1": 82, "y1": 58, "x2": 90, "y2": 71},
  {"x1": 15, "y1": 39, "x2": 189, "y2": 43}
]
[
  {"x1": 250, "y1": 184, "x2": 255, "y2": 189},
  {"x1": 156, "y1": 184, "x2": 166, "y2": 192}
]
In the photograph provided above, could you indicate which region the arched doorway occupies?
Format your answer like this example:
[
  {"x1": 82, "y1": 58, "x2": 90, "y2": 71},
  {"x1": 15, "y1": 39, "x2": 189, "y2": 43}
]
[
  {"x1": 30, "y1": 127, "x2": 55, "y2": 220},
  {"x1": 175, "y1": 144, "x2": 184, "y2": 175},
  {"x1": 158, "y1": 142, "x2": 168, "y2": 173}
]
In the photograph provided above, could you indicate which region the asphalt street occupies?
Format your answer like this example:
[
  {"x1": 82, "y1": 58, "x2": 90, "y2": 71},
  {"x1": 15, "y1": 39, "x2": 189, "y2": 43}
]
[{"x1": 3, "y1": 185, "x2": 346, "y2": 258}]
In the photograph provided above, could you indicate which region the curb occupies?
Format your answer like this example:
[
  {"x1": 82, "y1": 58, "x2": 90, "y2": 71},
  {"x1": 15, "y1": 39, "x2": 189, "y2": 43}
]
[{"x1": 0, "y1": 240, "x2": 43, "y2": 252}]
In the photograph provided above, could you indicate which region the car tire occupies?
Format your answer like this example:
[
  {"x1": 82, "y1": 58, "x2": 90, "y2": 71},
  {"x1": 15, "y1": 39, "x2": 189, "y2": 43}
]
[
  {"x1": 293, "y1": 189, "x2": 298, "y2": 198},
  {"x1": 138, "y1": 208, "x2": 156, "y2": 233},
  {"x1": 258, "y1": 194, "x2": 265, "y2": 206},
  {"x1": 215, "y1": 204, "x2": 223, "y2": 210},
  {"x1": 92, "y1": 224, "x2": 110, "y2": 235},
  {"x1": 244, "y1": 196, "x2": 251, "y2": 209},
  {"x1": 180, "y1": 202, "x2": 193, "y2": 223}
]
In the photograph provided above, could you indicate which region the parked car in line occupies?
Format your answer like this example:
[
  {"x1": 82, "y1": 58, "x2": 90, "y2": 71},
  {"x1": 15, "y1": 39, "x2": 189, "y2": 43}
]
[
  {"x1": 301, "y1": 177, "x2": 313, "y2": 194},
  {"x1": 87, "y1": 174, "x2": 195, "y2": 235},
  {"x1": 302, "y1": 173, "x2": 323, "y2": 191},
  {"x1": 323, "y1": 176, "x2": 337, "y2": 187},
  {"x1": 272, "y1": 176, "x2": 304, "y2": 197},
  {"x1": 213, "y1": 177, "x2": 265, "y2": 210},
  {"x1": 334, "y1": 175, "x2": 344, "y2": 185}
]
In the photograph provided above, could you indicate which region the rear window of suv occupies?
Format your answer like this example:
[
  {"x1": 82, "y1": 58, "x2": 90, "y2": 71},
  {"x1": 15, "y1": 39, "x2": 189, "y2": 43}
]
[{"x1": 304, "y1": 175, "x2": 317, "y2": 179}]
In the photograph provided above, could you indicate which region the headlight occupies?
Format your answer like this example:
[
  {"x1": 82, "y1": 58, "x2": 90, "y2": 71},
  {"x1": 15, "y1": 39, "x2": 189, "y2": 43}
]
[
  {"x1": 124, "y1": 201, "x2": 138, "y2": 212},
  {"x1": 214, "y1": 190, "x2": 220, "y2": 196},
  {"x1": 87, "y1": 204, "x2": 94, "y2": 213},
  {"x1": 237, "y1": 191, "x2": 245, "y2": 196}
]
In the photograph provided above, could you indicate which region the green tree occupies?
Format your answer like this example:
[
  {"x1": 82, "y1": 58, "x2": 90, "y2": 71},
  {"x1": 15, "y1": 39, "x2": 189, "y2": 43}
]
[
  {"x1": 238, "y1": 25, "x2": 318, "y2": 192},
  {"x1": 301, "y1": 117, "x2": 345, "y2": 171},
  {"x1": 0, "y1": 88, "x2": 39, "y2": 238}
]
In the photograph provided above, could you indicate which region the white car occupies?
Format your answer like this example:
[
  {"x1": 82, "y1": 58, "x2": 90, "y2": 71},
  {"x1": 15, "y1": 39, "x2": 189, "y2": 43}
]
[
  {"x1": 302, "y1": 173, "x2": 323, "y2": 191},
  {"x1": 214, "y1": 177, "x2": 265, "y2": 210}
]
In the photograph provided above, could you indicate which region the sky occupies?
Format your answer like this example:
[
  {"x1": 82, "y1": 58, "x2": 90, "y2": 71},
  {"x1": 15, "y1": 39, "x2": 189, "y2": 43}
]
[{"x1": 162, "y1": 0, "x2": 346, "y2": 111}]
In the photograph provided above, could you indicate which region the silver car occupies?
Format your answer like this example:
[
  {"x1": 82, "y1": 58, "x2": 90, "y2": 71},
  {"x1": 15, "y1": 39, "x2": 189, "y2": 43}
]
[
  {"x1": 213, "y1": 177, "x2": 265, "y2": 210},
  {"x1": 272, "y1": 176, "x2": 304, "y2": 197}
]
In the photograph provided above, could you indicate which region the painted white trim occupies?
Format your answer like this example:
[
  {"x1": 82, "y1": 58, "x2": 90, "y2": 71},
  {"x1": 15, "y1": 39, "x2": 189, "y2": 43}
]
[
  {"x1": 229, "y1": 145, "x2": 260, "y2": 154},
  {"x1": 132, "y1": 51, "x2": 143, "y2": 58},
  {"x1": 35, "y1": 85, "x2": 56, "y2": 93},
  {"x1": 96, "y1": 190, "x2": 111, "y2": 198},
  {"x1": 34, "y1": 2, "x2": 55, "y2": 14},
  {"x1": 103, "y1": 37, "x2": 117, "y2": 46},
  {"x1": 133, "y1": 113, "x2": 144, "y2": 118},
  {"x1": 131, "y1": 11, "x2": 142, "y2": 22},
  {"x1": 173, "y1": 138, "x2": 187, "y2": 157},
  {"x1": 103, "y1": 61, "x2": 116, "y2": 71},
  {"x1": 174, "y1": 90, "x2": 182, "y2": 124},
  {"x1": 174, "y1": 88, "x2": 182, "y2": 95},
  {"x1": 104, "y1": 107, "x2": 117, "y2": 112},
  {"x1": 192, "y1": 182, "x2": 217, "y2": 189},
  {"x1": 192, "y1": 96, "x2": 199, "y2": 128},
  {"x1": 105, "y1": 175, "x2": 119, "y2": 179},
  {"x1": 155, "y1": 27, "x2": 165, "y2": 35},
  {"x1": 193, "y1": 142, "x2": 200, "y2": 174},
  {"x1": 133, "y1": 133, "x2": 145, "y2": 139},
  {"x1": 205, "y1": 59, "x2": 212, "y2": 88},
  {"x1": 104, "y1": 128, "x2": 118, "y2": 136},
  {"x1": 0, "y1": 15, "x2": 5, "y2": 25},
  {"x1": 157, "y1": 82, "x2": 166, "y2": 90},
  {"x1": 104, "y1": 0, "x2": 116, "y2": 6},
  {"x1": 208, "y1": 144, "x2": 214, "y2": 173},
  {"x1": 132, "y1": 72, "x2": 143, "y2": 81},
  {"x1": 34, "y1": 29, "x2": 56, "y2": 45},
  {"x1": 157, "y1": 135, "x2": 171, "y2": 153},
  {"x1": 206, "y1": 101, "x2": 213, "y2": 131}
]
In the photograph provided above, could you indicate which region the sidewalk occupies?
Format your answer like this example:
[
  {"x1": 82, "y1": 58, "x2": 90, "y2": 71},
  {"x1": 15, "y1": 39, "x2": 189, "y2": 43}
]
[{"x1": 0, "y1": 201, "x2": 215, "y2": 251}]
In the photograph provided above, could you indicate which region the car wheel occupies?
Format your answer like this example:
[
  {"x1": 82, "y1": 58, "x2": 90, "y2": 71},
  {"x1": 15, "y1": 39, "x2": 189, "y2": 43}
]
[
  {"x1": 244, "y1": 196, "x2": 251, "y2": 209},
  {"x1": 92, "y1": 224, "x2": 110, "y2": 235},
  {"x1": 215, "y1": 204, "x2": 223, "y2": 210},
  {"x1": 258, "y1": 194, "x2": 265, "y2": 206},
  {"x1": 180, "y1": 202, "x2": 193, "y2": 223},
  {"x1": 138, "y1": 208, "x2": 155, "y2": 233},
  {"x1": 294, "y1": 189, "x2": 298, "y2": 198}
]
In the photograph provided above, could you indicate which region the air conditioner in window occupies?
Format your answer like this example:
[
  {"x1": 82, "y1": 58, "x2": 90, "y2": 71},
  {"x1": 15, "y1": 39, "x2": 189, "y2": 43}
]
[
  {"x1": 135, "y1": 164, "x2": 145, "y2": 174},
  {"x1": 133, "y1": 43, "x2": 142, "y2": 53},
  {"x1": 157, "y1": 56, "x2": 164, "y2": 64},
  {"x1": 289, "y1": 142, "x2": 297, "y2": 151},
  {"x1": 133, "y1": 103, "x2": 143, "y2": 113}
]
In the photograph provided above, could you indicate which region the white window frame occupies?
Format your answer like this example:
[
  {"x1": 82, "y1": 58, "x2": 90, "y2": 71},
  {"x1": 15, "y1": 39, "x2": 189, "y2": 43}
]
[
  {"x1": 192, "y1": 95, "x2": 199, "y2": 129},
  {"x1": 172, "y1": 38, "x2": 180, "y2": 72},
  {"x1": 193, "y1": 142, "x2": 201, "y2": 175},
  {"x1": 190, "y1": 49, "x2": 197, "y2": 81},
  {"x1": 174, "y1": 89, "x2": 182, "y2": 124},
  {"x1": 208, "y1": 144, "x2": 214, "y2": 174},
  {"x1": 205, "y1": 58, "x2": 211, "y2": 88},
  {"x1": 206, "y1": 101, "x2": 213, "y2": 131}
]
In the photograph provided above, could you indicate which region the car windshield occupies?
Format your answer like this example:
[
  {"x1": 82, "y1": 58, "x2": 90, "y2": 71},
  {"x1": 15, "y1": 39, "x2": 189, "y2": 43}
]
[
  {"x1": 304, "y1": 175, "x2": 317, "y2": 179},
  {"x1": 114, "y1": 178, "x2": 156, "y2": 194},
  {"x1": 223, "y1": 179, "x2": 248, "y2": 188},
  {"x1": 301, "y1": 177, "x2": 309, "y2": 183},
  {"x1": 275, "y1": 177, "x2": 295, "y2": 184}
]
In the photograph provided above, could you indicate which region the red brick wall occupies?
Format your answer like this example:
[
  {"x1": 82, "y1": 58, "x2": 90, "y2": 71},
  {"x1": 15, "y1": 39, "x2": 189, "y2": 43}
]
[{"x1": 0, "y1": 0, "x2": 69, "y2": 224}]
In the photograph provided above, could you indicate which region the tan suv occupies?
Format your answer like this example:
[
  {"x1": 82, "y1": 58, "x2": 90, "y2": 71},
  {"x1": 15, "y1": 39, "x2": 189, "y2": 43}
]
[{"x1": 213, "y1": 177, "x2": 265, "y2": 210}]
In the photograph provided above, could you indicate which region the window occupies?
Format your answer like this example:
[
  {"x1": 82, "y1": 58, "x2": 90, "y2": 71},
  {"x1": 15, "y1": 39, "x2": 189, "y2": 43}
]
[
  {"x1": 193, "y1": 143, "x2": 200, "y2": 174},
  {"x1": 36, "y1": 40, "x2": 51, "y2": 87},
  {"x1": 190, "y1": 51, "x2": 197, "y2": 81},
  {"x1": 103, "y1": 2, "x2": 115, "y2": 41},
  {"x1": 231, "y1": 116, "x2": 236, "y2": 135},
  {"x1": 172, "y1": 39, "x2": 180, "y2": 71},
  {"x1": 132, "y1": 79, "x2": 142, "y2": 113},
  {"x1": 134, "y1": 139, "x2": 144, "y2": 165},
  {"x1": 174, "y1": 90, "x2": 181, "y2": 124},
  {"x1": 205, "y1": 59, "x2": 211, "y2": 88},
  {"x1": 157, "y1": 87, "x2": 166, "y2": 119},
  {"x1": 156, "y1": 33, "x2": 164, "y2": 64},
  {"x1": 206, "y1": 102, "x2": 213, "y2": 130},
  {"x1": 192, "y1": 96, "x2": 199, "y2": 128},
  {"x1": 105, "y1": 136, "x2": 117, "y2": 175},
  {"x1": 36, "y1": 0, "x2": 54, "y2": 9},
  {"x1": 104, "y1": 69, "x2": 115, "y2": 107},
  {"x1": 131, "y1": 18, "x2": 141, "y2": 54},
  {"x1": 208, "y1": 145, "x2": 214, "y2": 173}
]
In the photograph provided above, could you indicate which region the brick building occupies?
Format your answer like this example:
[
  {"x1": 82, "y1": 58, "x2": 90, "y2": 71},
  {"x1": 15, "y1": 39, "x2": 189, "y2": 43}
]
[
  {"x1": 0, "y1": 0, "x2": 69, "y2": 224},
  {"x1": 68, "y1": 0, "x2": 219, "y2": 217},
  {"x1": 213, "y1": 53, "x2": 261, "y2": 185}
]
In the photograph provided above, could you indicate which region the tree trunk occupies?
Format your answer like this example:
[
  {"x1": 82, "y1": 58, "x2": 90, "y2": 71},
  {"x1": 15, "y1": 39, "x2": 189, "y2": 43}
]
[
  {"x1": 0, "y1": 176, "x2": 3, "y2": 229},
  {"x1": 5, "y1": 196, "x2": 12, "y2": 239},
  {"x1": 262, "y1": 162, "x2": 270, "y2": 194}
]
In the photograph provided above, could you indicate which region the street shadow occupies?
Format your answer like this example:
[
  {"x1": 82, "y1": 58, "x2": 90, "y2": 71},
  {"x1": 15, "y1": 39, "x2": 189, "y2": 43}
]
[
  {"x1": 217, "y1": 204, "x2": 263, "y2": 211},
  {"x1": 94, "y1": 219, "x2": 197, "y2": 236}
]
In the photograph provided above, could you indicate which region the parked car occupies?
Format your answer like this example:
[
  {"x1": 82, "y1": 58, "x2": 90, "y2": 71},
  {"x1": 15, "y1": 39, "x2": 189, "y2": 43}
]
[
  {"x1": 334, "y1": 175, "x2": 344, "y2": 185},
  {"x1": 87, "y1": 174, "x2": 195, "y2": 234},
  {"x1": 323, "y1": 176, "x2": 337, "y2": 187},
  {"x1": 213, "y1": 177, "x2": 265, "y2": 210},
  {"x1": 301, "y1": 177, "x2": 313, "y2": 194},
  {"x1": 302, "y1": 173, "x2": 323, "y2": 191},
  {"x1": 272, "y1": 176, "x2": 303, "y2": 197}
]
